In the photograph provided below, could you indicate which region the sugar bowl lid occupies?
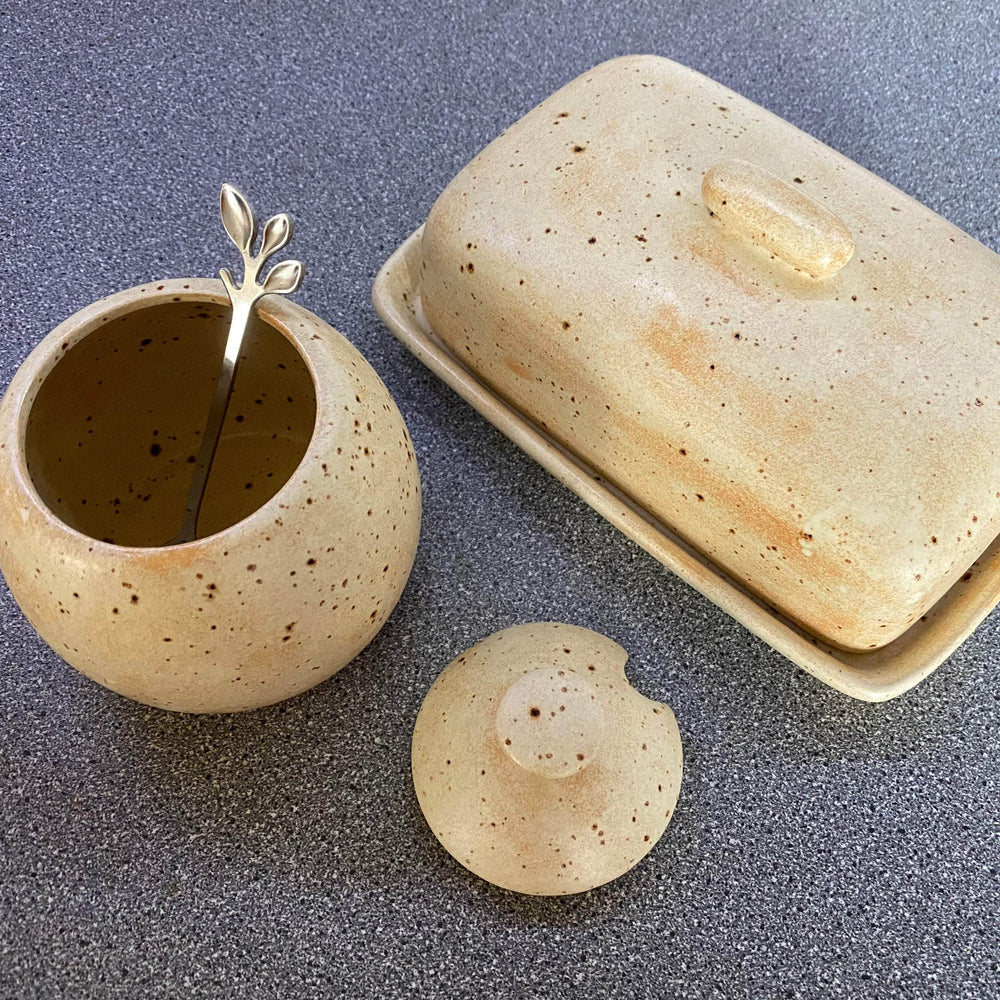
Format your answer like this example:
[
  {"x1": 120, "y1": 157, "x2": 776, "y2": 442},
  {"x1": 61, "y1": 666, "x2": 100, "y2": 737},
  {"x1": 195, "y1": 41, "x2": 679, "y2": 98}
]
[{"x1": 411, "y1": 623, "x2": 683, "y2": 895}]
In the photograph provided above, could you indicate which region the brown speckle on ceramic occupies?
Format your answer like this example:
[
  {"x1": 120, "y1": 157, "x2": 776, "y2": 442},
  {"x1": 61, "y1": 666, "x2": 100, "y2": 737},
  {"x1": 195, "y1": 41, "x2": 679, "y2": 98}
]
[
  {"x1": 411, "y1": 623, "x2": 683, "y2": 896},
  {"x1": 418, "y1": 54, "x2": 1000, "y2": 653},
  {"x1": 0, "y1": 278, "x2": 422, "y2": 712}
]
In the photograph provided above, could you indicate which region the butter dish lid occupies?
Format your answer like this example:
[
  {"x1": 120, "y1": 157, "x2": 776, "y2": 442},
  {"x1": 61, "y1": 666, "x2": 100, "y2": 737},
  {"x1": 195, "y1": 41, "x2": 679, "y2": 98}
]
[{"x1": 418, "y1": 54, "x2": 1000, "y2": 651}]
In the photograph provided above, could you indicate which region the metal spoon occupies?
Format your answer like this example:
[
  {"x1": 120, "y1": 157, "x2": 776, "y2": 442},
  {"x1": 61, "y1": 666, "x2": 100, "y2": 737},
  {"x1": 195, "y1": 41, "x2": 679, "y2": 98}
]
[{"x1": 168, "y1": 184, "x2": 304, "y2": 545}]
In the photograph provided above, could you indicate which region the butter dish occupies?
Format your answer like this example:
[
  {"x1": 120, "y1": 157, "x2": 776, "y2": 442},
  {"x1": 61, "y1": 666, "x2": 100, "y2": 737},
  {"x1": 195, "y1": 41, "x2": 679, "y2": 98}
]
[{"x1": 375, "y1": 55, "x2": 1000, "y2": 700}]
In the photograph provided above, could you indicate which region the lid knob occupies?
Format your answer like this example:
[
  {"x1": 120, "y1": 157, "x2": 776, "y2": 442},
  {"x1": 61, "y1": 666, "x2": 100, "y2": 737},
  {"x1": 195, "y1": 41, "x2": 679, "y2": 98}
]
[
  {"x1": 702, "y1": 159, "x2": 854, "y2": 278},
  {"x1": 495, "y1": 667, "x2": 605, "y2": 778}
]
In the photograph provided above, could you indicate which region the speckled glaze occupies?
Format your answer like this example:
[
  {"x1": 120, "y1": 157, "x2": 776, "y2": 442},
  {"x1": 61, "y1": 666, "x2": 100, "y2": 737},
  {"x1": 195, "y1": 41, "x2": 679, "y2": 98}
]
[
  {"x1": 0, "y1": 278, "x2": 421, "y2": 712},
  {"x1": 412, "y1": 623, "x2": 683, "y2": 896},
  {"x1": 418, "y1": 54, "x2": 1000, "y2": 653}
]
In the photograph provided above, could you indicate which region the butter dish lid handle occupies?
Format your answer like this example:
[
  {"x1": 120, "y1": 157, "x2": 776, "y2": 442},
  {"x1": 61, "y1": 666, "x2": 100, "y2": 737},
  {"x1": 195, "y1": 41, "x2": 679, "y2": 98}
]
[{"x1": 701, "y1": 159, "x2": 854, "y2": 279}]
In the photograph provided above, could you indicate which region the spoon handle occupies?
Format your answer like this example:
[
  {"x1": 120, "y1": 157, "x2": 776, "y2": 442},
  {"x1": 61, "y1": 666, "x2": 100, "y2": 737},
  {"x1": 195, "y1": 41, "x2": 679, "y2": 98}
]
[
  {"x1": 172, "y1": 297, "x2": 253, "y2": 543},
  {"x1": 168, "y1": 184, "x2": 304, "y2": 545}
]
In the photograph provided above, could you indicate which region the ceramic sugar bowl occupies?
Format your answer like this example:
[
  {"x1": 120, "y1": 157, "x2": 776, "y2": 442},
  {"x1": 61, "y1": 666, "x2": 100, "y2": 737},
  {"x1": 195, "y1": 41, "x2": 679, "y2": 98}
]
[{"x1": 0, "y1": 276, "x2": 421, "y2": 712}]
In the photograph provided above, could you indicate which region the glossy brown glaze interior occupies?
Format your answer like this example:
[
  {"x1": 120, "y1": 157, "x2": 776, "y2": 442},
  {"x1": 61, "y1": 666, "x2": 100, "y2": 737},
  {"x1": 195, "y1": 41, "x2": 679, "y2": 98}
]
[{"x1": 24, "y1": 299, "x2": 316, "y2": 546}]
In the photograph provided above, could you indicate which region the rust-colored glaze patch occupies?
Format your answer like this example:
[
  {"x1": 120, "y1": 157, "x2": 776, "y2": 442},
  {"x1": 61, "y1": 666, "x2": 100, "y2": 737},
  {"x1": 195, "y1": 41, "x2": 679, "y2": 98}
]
[
  {"x1": 136, "y1": 539, "x2": 205, "y2": 574},
  {"x1": 505, "y1": 358, "x2": 533, "y2": 380},
  {"x1": 607, "y1": 407, "x2": 865, "y2": 637},
  {"x1": 638, "y1": 302, "x2": 721, "y2": 392}
]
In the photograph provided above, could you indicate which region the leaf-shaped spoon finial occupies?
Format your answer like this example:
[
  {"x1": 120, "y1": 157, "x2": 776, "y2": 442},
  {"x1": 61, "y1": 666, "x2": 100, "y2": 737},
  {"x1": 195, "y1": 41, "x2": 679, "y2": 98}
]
[
  {"x1": 220, "y1": 183, "x2": 255, "y2": 254},
  {"x1": 168, "y1": 184, "x2": 305, "y2": 545},
  {"x1": 217, "y1": 186, "x2": 304, "y2": 304}
]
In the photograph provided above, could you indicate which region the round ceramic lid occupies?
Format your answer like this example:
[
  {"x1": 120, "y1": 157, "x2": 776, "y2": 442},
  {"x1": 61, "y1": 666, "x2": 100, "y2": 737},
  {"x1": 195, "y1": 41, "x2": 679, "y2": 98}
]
[{"x1": 411, "y1": 622, "x2": 683, "y2": 895}]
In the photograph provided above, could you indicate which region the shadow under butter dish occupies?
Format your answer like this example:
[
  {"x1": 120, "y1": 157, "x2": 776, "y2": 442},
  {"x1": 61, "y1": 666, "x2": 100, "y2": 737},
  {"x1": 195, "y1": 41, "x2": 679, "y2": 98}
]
[{"x1": 0, "y1": 278, "x2": 421, "y2": 712}]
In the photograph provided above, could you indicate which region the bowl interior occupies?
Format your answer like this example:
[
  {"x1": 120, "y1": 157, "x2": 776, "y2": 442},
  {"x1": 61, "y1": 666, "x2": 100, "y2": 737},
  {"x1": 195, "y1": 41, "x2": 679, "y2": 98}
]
[{"x1": 24, "y1": 297, "x2": 317, "y2": 546}]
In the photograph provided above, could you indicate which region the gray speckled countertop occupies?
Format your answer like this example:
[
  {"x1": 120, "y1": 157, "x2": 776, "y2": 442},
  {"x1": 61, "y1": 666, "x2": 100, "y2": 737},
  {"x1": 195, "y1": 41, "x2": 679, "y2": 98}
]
[{"x1": 2, "y1": 2, "x2": 999, "y2": 997}]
